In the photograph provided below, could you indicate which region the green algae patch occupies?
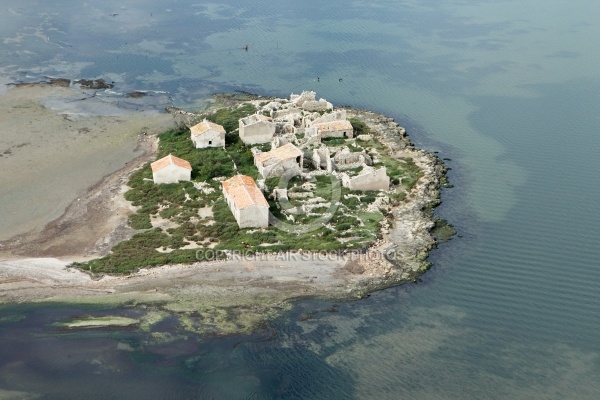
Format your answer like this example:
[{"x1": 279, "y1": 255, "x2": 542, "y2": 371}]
[
  {"x1": 0, "y1": 314, "x2": 27, "y2": 324},
  {"x1": 139, "y1": 310, "x2": 170, "y2": 331},
  {"x1": 40, "y1": 291, "x2": 173, "y2": 307},
  {"x1": 56, "y1": 316, "x2": 140, "y2": 329},
  {"x1": 173, "y1": 305, "x2": 282, "y2": 336},
  {"x1": 432, "y1": 219, "x2": 457, "y2": 242}
]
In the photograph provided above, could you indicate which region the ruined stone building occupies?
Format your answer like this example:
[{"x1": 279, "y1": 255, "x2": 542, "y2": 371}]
[
  {"x1": 254, "y1": 143, "x2": 304, "y2": 179},
  {"x1": 332, "y1": 147, "x2": 373, "y2": 170},
  {"x1": 311, "y1": 109, "x2": 347, "y2": 124},
  {"x1": 190, "y1": 119, "x2": 226, "y2": 148},
  {"x1": 239, "y1": 114, "x2": 276, "y2": 144},
  {"x1": 290, "y1": 91, "x2": 332, "y2": 111},
  {"x1": 151, "y1": 154, "x2": 192, "y2": 184},
  {"x1": 312, "y1": 145, "x2": 333, "y2": 172},
  {"x1": 290, "y1": 90, "x2": 316, "y2": 107},
  {"x1": 341, "y1": 166, "x2": 390, "y2": 191},
  {"x1": 312, "y1": 120, "x2": 354, "y2": 139},
  {"x1": 221, "y1": 175, "x2": 269, "y2": 228}
]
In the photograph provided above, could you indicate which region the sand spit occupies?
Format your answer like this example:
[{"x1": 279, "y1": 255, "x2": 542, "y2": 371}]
[{"x1": 0, "y1": 90, "x2": 448, "y2": 334}]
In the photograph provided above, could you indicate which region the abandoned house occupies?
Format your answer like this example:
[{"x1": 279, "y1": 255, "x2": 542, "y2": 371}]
[
  {"x1": 238, "y1": 114, "x2": 276, "y2": 144},
  {"x1": 332, "y1": 147, "x2": 373, "y2": 170},
  {"x1": 222, "y1": 175, "x2": 270, "y2": 228},
  {"x1": 341, "y1": 166, "x2": 390, "y2": 191},
  {"x1": 150, "y1": 154, "x2": 192, "y2": 184},
  {"x1": 254, "y1": 143, "x2": 304, "y2": 179},
  {"x1": 312, "y1": 120, "x2": 354, "y2": 139},
  {"x1": 190, "y1": 119, "x2": 226, "y2": 148},
  {"x1": 290, "y1": 91, "x2": 332, "y2": 111}
]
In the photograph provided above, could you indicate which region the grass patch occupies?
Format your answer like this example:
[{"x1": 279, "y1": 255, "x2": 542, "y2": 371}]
[
  {"x1": 321, "y1": 137, "x2": 347, "y2": 147},
  {"x1": 203, "y1": 103, "x2": 256, "y2": 133},
  {"x1": 349, "y1": 117, "x2": 369, "y2": 136}
]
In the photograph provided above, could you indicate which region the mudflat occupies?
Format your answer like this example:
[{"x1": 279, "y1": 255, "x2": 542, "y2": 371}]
[{"x1": 0, "y1": 85, "x2": 174, "y2": 241}]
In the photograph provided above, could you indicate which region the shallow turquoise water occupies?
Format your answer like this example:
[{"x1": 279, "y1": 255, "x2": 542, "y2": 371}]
[{"x1": 1, "y1": 1, "x2": 600, "y2": 398}]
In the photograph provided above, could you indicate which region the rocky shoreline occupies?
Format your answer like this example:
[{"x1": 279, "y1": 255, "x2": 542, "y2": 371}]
[
  {"x1": 330, "y1": 107, "x2": 448, "y2": 293},
  {"x1": 0, "y1": 90, "x2": 451, "y2": 335}
]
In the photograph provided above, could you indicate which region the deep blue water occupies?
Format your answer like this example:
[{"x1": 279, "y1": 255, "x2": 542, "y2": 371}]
[{"x1": 1, "y1": 1, "x2": 600, "y2": 398}]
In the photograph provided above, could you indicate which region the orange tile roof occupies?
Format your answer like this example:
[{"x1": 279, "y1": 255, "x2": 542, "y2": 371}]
[
  {"x1": 190, "y1": 119, "x2": 226, "y2": 136},
  {"x1": 151, "y1": 154, "x2": 193, "y2": 172},
  {"x1": 313, "y1": 120, "x2": 353, "y2": 132},
  {"x1": 255, "y1": 143, "x2": 302, "y2": 164},
  {"x1": 222, "y1": 175, "x2": 269, "y2": 209}
]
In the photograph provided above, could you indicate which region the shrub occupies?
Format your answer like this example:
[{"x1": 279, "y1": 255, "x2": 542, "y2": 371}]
[
  {"x1": 205, "y1": 103, "x2": 256, "y2": 133},
  {"x1": 128, "y1": 213, "x2": 152, "y2": 230},
  {"x1": 349, "y1": 117, "x2": 369, "y2": 136}
]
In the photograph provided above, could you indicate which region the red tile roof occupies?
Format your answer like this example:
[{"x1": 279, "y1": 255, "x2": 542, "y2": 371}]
[
  {"x1": 222, "y1": 175, "x2": 269, "y2": 209},
  {"x1": 151, "y1": 154, "x2": 192, "y2": 172}
]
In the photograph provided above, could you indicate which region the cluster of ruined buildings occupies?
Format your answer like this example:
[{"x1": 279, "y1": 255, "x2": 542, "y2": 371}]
[{"x1": 150, "y1": 91, "x2": 390, "y2": 229}]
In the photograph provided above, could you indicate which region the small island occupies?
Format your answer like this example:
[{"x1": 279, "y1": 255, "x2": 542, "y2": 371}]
[{"x1": 0, "y1": 89, "x2": 453, "y2": 335}]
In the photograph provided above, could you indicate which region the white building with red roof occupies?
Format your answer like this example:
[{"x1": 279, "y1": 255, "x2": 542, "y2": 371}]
[
  {"x1": 150, "y1": 154, "x2": 192, "y2": 184},
  {"x1": 190, "y1": 119, "x2": 226, "y2": 148},
  {"x1": 222, "y1": 175, "x2": 269, "y2": 228}
]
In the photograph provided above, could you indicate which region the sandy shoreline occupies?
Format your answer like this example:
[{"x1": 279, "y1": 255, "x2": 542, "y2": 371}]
[{"x1": 0, "y1": 86, "x2": 447, "y2": 334}]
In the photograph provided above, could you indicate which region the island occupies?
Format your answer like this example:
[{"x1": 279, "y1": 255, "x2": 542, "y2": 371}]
[{"x1": 0, "y1": 87, "x2": 453, "y2": 335}]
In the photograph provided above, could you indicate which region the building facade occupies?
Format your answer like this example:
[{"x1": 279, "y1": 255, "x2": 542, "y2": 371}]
[
  {"x1": 151, "y1": 154, "x2": 192, "y2": 184},
  {"x1": 239, "y1": 114, "x2": 276, "y2": 144},
  {"x1": 222, "y1": 175, "x2": 270, "y2": 228},
  {"x1": 341, "y1": 167, "x2": 390, "y2": 191},
  {"x1": 190, "y1": 119, "x2": 226, "y2": 148},
  {"x1": 312, "y1": 120, "x2": 354, "y2": 139}
]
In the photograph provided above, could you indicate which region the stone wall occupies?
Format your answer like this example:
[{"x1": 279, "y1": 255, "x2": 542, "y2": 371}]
[
  {"x1": 332, "y1": 147, "x2": 373, "y2": 170},
  {"x1": 312, "y1": 145, "x2": 332, "y2": 172},
  {"x1": 237, "y1": 205, "x2": 269, "y2": 228},
  {"x1": 239, "y1": 119, "x2": 276, "y2": 145},
  {"x1": 290, "y1": 91, "x2": 316, "y2": 106},
  {"x1": 311, "y1": 109, "x2": 347, "y2": 125},
  {"x1": 258, "y1": 158, "x2": 302, "y2": 179},
  {"x1": 341, "y1": 166, "x2": 389, "y2": 191},
  {"x1": 301, "y1": 99, "x2": 333, "y2": 112}
]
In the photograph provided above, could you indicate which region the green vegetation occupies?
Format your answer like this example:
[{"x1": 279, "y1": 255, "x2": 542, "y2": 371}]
[
  {"x1": 321, "y1": 137, "x2": 347, "y2": 147},
  {"x1": 431, "y1": 219, "x2": 457, "y2": 242},
  {"x1": 350, "y1": 134, "x2": 422, "y2": 191},
  {"x1": 72, "y1": 104, "x2": 425, "y2": 274},
  {"x1": 204, "y1": 103, "x2": 256, "y2": 134},
  {"x1": 349, "y1": 117, "x2": 369, "y2": 136}
]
